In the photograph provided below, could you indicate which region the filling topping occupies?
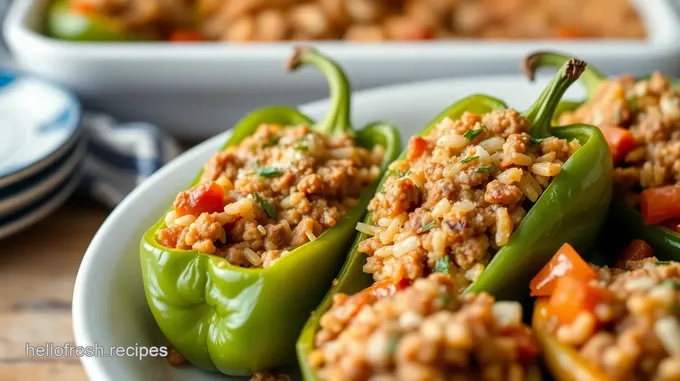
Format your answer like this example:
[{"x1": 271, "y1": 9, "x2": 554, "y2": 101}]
[
  {"x1": 356, "y1": 109, "x2": 577, "y2": 287},
  {"x1": 310, "y1": 273, "x2": 540, "y2": 381},
  {"x1": 156, "y1": 123, "x2": 383, "y2": 268},
  {"x1": 559, "y1": 73, "x2": 680, "y2": 230}
]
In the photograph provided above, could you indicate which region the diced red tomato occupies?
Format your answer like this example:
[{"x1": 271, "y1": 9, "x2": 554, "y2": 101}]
[
  {"x1": 342, "y1": 278, "x2": 411, "y2": 319},
  {"x1": 599, "y1": 125, "x2": 637, "y2": 165},
  {"x1": 615, "y1": 239, "x2": 655, "y2": 269},
  {"x1": 71, "y1": 0, "x2": 95, "y2": 14},
  {"x1": 555, "y1": 25, "x2": 587, "y2": 39},
  {"x1": 547, "y1": 276, "x2": 610, "y2": 324},
  {"x1": 173, "y1": 182, "x2": 225, "y2": 216},
  {"x1": 530, "y1": 243, "x2": 598, "y2": 297},
  {"x1": 640, "y1": 185, "x2": 680, "y2": 225},
  {"x1": 169, "y1": 29, "x2": 206, "y2": 42},
  {"x1": 407, "y1": 136, "x2": 429, "y2": 161}
]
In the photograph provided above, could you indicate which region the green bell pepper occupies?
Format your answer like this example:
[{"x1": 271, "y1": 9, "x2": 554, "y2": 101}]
[
  {"x1": 523, "y1": 51, "x2": 680, "y2": 260},
  {"x1": 45, "y1": 0, "x2": 150, "y2": 41},
  {"x1": 139, "y1": 47, "x2": 401, "y2": 376},
  {"x1": 297, "y1": 59, "x2": 613, "y2": 380}
]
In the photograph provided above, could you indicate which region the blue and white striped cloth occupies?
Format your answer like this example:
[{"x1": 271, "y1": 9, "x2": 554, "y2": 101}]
[{"x1": 79, "y1": 114, "x2": 180, "y2": 208}]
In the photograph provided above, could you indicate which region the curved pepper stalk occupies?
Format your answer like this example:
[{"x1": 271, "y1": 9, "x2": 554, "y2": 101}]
[
  {"x1": 523, "y1": 51, "x2": 680, "y2": 260},
  {"x1": 533, "y1": 299, "x2": 613, "y2": 381},
  {"x1": 296, "y1": 59, "x2": 612, "y2": 380},
  {"x1": 140, "y1": 47, "x2": 401, "y2": 375}
]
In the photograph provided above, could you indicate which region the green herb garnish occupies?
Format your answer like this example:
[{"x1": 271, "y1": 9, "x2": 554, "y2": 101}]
[
  {"x1": 674, "y1": 304, "x2": 680, "y2": 314},
  {"x1": 293, "y1": 144, "x2": 308, "y2": 151},
  {"x1": 463, "y1": 128, "x2": 483, "y2": 140},
  {"x1": 434, "y1": 256, "x2": 451, "y2": 273},
  {"x1": 421, "y1": 220, "x2": 437, "y2": 233},
  {"x1": 395, "y1": 169, "x2": 404, "y2": 177},
  {"x1": 438, "y1": 293, "x2": 453, "y2": 307},
  {"x1": 628, "y1": 97, "x2": 639, "y2": 112},
  {"x1": 386, "y1": 335, "x2": 400, "y2": 356},
  {"x1": 530, "y1": 137, "x2": 546, "y2": 145},
  {"x1": 476, "y1": 166, "x2": 493, "y2": 173},
  {"x1": 256, "y1": 167, "x2": 283, "y2": 178},
  {"x1": 459, "y1": 156, "x2": 479, "y2": 164},
  {"x1": 254, "y1": 193, "x2": 276, "y2": 219},
  {"x1": 263, "y1": 136, "x2": 280, "y2": 148},
  {"x1": 658, "y1": 261, "x2": 674, "y2": 265},
  {"x1": 663, "y1": 279, "x2": 680, "y2": 288}
]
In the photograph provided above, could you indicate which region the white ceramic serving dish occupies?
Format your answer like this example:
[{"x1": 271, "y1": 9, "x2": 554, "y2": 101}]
[
  {"x1": 6, "y1": 0, "x2": 680, "y2": 141},
  {"x1": 72, "y1": 74, "x2": 587, "y2": 381}
]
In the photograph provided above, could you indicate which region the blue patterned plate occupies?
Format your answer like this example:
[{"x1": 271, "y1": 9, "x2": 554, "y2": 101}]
[{"x1": 0, "y1": 68, "x2": 82, "y2": 188}]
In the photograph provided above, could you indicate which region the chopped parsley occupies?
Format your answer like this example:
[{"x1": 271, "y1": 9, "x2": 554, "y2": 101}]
[
  {"x1": 421, "y1": 220, "x2": 437, "y2": 233},
  {"x1": 438, "y1": 293, "x2": 453, "y2": 306},
  {"x1": 663, "y1": 279, "x2": 680, "y2": 288},
  {"x1": 530, "y1": 137, "x2": 546, "y2": 145},
  {"x1": 459, "y1": 155, "x2": 479, "y2": 164},
  {"x1": 263, "y1": 136, "x2": 280, "y2": 148},
  {"x1": 386, "y1": 335, "x2": 400, "y2": 356},
  {"x1": 255, "y1": 167, "x2": 282, "y2": 178},
  {"x1": 658, "y1": 261, "x2": 674, "y2": 265},
  {"x1": 395, "y1": 169, "x2": 404, "y2": 177},
  {"x1": 434, "y1": 257, "x2": 451, "y2": 274},
  {"x1": 293, "y1": 144, "x2": 308, "y2": 151},
  {"x1": 254, "y1": 193, "x2": 276, "y2": 219},
  {"x1": 476, "y1": 166, "x2": 493, "y2": 173},
  {"x1": 463, "y1": 128, "x2": 483, "y2": 140},
  {"x1": 628, "y1": 97, "x2": 639, "y2": 112}
]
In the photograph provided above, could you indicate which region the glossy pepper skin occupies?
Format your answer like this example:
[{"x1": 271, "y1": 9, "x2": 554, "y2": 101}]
[
  {"x1": 533, "y1": 299, "x2": 613, "y2": 381},
  {"x1": 296, "y1": 59, "x2": 613, "y2": 380},
  {"x1": 523, "y1": 51, "x2": 680, "y2": 260},
  {"x1": 139, "y1": 48, "x2": 401, "y2": 376},
  {"x1": 45, "y1": 0, "x2": 149, "y2": 41}
]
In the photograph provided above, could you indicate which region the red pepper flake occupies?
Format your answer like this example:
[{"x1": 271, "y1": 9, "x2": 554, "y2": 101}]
[{"x1": 173, "y1": 182, "x2": 225, "y2": 216}]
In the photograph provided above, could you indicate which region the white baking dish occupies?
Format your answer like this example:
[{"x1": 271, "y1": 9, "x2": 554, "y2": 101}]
[{"x1": 5, "y1": 0, "x2": 680, "y2": 140}]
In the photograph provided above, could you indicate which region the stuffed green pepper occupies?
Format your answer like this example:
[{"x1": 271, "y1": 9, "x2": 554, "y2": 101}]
[
  {"x1": 531, "y1": 240, "x2": 680, "y2": 381},
  {"x1": 140, "y1": 47, "x2": 400, "y2": 376},
  {"x1": 523, "y1": 51, "x2": 680, "y2": 259},
  {"x1": 297, "y1": 58, "x2": 613, "y2": 380}
]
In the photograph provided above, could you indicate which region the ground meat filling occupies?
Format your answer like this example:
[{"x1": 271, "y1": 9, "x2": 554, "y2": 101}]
[
  {"x1": 310, "y1": 273, "x2": 540, "y2": 381},
  {"x1": 559, "y1": 72, "x2": 680, "y2": 207},
  {"x1": 356, "y1": 109, "x2": 578, "y2": 287},
  {"x1": 550, "y1": 259, "x2": 680, "y2": 381},
  {"x1": 156, "y1": 123, "x2": 383, "y2": 268}
]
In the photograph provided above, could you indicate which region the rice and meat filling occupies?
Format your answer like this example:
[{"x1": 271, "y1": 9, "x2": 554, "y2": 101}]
[
  {"x1": 548, "y1": 259, "x2": 680, "y2": 381},
  {"x1": 310, "y1": 273, "x2": 540, "y2": 381},
  {"x1": 356, "y1": 109, "x2": 578, "y2": 287},
  {"x1": 156, "y1": 123, "x2": 383, "y2": 268},
  {"x1": 559, "y1": 72, "x2": 680, "y2": 206}
]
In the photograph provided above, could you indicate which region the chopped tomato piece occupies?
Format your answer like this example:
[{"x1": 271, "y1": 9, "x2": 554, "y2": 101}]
[
  {"x1": 71, "y1": 0, "x2": 96, "y2": 14},
  {"x1": 173, "y1": 182, "x2": 225, "y2": 216},
  {"x1": 169, "y1": 29, "x2": 206, "y2": 42},
  {"x1": 641, "y1": 185, "x2": 680, "y2": 225},
  {"x1": 599, "y1": 125, "x2": 636, "y2": 165},
  {"x1": 530, "y1": 243, "x2": 597, "y2": 297},
  {"x1": 615, "y1": 239, "x2": 655, "y2": 269},
  {"x1": 555, "y1": 25, "x2": 587, "y2": 39},
  {"x1": 342, "y1": 278, "x2": 411, "y2": 319},
  {"x1": 407, "y1": 136, "x2": 429, "y2": 161},
  {"x1": 547, "y1": 276, "x2": 609, "y2": 324}
]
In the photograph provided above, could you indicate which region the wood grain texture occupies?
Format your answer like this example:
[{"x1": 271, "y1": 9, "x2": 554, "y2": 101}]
[{"x1": 0, "y1": 199, "x2": 109, "y2": 381}]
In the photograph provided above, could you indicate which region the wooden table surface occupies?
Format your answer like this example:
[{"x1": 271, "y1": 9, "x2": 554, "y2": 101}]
[{"x1": 0, "y1": 199, "x2": 110, "y2": 381}]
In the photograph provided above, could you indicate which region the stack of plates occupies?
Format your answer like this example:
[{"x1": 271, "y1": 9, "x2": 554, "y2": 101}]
[{"x1": 0, "y1": 67, "x2": 84, "y2": 240}]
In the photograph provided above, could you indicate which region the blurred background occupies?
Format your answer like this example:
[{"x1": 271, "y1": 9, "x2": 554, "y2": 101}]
[{"x1": 0, "y1": 0, "x2": 678, "y2": 380}]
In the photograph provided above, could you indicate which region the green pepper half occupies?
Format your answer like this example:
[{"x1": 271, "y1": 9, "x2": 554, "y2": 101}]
[
  {"x1": 297, "y1": 59, "x2": 613, "y2": 380},
  {"x1": 45, "y1": 0, "x2": 150, "y2": 41},
  {"x1": 523, "y1": 51, "x2": 680, "y2": 260},
  {"x1": 139, "y1": 48, "x2": 401, "y2": 375}
]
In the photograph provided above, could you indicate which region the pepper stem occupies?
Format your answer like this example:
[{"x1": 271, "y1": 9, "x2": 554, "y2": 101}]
[
  {"x1": 523, "y1": 58, "x2": 586, "y2": 139},
  {"x1": 287, "y1": 47, "x2": 351, "y2": 136},
  {"x1": 523, "y1": 51, "x2": 604, "y2": 98}
]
